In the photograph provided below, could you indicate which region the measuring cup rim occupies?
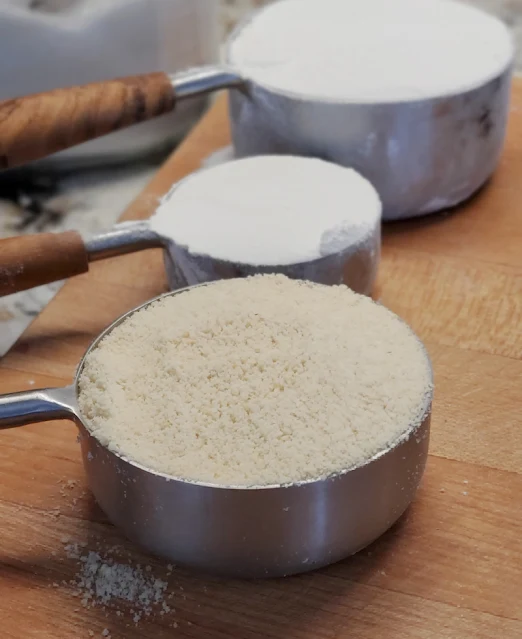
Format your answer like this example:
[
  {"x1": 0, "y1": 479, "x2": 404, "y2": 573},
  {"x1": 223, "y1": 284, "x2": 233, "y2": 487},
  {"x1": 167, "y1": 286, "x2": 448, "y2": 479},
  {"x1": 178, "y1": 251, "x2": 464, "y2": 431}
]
[
  {"x1": 73, "y1": 280, "x2": 433, "y2": 492},
  {"x1": 224, "y1": 0, "x2": 514, "y2": 107},
  {"x1": 155, "y1": 158, "x2": 380, "y2": 268}
]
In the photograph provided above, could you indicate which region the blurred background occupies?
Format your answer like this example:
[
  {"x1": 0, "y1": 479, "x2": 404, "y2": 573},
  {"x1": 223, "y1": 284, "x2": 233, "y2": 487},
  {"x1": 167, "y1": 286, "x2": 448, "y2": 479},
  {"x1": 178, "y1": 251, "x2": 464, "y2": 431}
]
[{"x1": 0, "y1": 0, "x2": 520, "y2": 353}]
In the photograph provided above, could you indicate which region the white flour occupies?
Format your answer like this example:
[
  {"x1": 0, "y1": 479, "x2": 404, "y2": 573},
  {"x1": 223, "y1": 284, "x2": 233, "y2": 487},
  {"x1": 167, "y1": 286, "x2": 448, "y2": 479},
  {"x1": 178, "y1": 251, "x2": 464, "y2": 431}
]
[
  {"x1": 201, "y1": 145, "x2": 235, "y2": 168},
  {"x1": 150, "y1": 155, "x2": 380, "y2": 266},
  {"x1": 229, "y1": 0, "x2": 514, "y2": 102}
]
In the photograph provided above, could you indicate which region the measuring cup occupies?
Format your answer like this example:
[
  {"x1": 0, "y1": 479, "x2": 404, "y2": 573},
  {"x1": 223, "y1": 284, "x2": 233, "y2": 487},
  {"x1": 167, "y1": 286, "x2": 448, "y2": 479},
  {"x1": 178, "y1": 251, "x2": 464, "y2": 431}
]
[
  {"x1": 0, "y1": 169, "x2": 380, "y2": 298},
  {"x1": 0, "y1": 284, "x2": 433, "y2": 578},
  {"x1": 0, "y1": 3, "x2": 511, "y2": 220}
]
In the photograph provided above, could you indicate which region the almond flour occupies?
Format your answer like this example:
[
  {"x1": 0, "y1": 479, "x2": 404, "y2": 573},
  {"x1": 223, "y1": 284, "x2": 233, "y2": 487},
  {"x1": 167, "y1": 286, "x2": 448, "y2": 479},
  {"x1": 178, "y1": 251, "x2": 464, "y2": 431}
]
[
  {"x1": 65, "y1": 543, "x2": 169, "y2": 622},
  {"x1": 78, "y1": 275, "x2": 432, "y2": 486}
]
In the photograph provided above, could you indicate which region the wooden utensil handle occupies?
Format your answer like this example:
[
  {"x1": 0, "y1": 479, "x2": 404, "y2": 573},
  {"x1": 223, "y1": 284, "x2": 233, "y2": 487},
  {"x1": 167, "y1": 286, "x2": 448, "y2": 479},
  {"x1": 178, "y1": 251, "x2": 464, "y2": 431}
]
[
  {"x1": 0, "y1": 72, "x2": 176, "y2": 169},
  {"x1": 0, "y1": 231, "x2": 89, "y2": 296}
]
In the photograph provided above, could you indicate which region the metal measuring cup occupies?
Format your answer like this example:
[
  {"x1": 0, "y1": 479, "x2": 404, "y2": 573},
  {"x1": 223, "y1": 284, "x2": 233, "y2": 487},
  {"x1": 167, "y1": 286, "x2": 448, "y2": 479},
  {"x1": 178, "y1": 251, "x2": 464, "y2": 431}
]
[
  {"x1": 0, "y1": 168, "x2": 381, "y2": 298},
  {"x1": 0, "y1": 3, "x2": 512, "y2": 219},
  {"x1": 0, "y1": 283, "x2": 433, "y2": 578}
]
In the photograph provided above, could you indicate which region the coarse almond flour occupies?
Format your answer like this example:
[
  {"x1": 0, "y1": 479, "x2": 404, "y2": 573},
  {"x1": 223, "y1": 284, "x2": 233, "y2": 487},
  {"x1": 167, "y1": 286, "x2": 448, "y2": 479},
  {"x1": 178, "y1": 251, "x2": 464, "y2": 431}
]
[{"x1": 78, "y1": 275, "x2": 432, "y2": 486}]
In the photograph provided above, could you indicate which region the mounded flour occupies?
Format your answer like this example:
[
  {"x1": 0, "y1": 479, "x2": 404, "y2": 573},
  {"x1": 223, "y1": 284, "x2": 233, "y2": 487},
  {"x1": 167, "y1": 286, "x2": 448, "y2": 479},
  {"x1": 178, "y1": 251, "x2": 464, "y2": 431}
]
[
  {"x1": 78, "y1": 275, "x2": 432, "y2": 487},
  {"x1": 229, "y1": 0, "x2": 513, "y2": 102},
  {"x1": 150, "y1": 155, "x2": 381, "y2": 267}
]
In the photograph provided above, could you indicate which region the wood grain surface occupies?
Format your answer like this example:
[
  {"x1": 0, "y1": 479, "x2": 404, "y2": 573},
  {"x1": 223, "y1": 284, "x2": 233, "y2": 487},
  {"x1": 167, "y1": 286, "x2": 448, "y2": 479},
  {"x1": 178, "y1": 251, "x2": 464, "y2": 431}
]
[
  {"x1": 0, "y1": 72, "x2": 176, "y2": 170},
  {"x1": 0, "y1": 88, "x2": 521, "y2": 639}
]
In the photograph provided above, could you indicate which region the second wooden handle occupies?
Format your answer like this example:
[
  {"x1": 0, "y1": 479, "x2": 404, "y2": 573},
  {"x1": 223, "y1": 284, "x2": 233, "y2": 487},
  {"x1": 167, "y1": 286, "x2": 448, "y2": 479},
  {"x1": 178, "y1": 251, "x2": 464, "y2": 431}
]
[
  {"x1": 0, "y1": 232, "x2": 89, "y2": 296},
  {"x1": 0, "y1": 72, "x2": 176, "y2": 170}
]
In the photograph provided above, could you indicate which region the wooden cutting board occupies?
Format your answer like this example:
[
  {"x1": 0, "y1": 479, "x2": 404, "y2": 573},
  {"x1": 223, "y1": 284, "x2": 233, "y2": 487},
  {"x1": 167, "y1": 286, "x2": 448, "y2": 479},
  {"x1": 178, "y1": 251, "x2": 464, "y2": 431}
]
[{"x1": 0, "y1": 89, "x2": 521, "y2": 639}]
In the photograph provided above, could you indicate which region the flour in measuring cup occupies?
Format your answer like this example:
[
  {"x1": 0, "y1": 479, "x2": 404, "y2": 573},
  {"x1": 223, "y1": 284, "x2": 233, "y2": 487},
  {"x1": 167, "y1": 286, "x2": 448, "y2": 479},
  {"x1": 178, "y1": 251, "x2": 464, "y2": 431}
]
[
  {"x1": 150, "y1": 155, "x2": 381, "y2": 267},
  {"x1": 229, "y1": 0, "x2": 513, "y2": 102}
]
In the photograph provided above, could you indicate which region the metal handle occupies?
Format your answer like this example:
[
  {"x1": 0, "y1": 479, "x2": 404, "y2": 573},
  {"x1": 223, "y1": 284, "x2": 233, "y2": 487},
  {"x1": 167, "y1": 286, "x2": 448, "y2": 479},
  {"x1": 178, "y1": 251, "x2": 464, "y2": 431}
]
[
  {"x1": 85, "y1": 221, "x2": 165, "y2": 262},
  {"x1": 171, "y1": 66, "x2": 244, "y2": 100},
  {"x1": 0, "y1": 386, "x2": 78, "y2": 430}
]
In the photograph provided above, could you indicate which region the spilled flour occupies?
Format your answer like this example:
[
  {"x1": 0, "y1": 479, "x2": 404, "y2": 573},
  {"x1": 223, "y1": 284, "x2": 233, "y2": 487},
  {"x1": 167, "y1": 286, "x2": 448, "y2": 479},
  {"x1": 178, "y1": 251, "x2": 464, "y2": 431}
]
[{"x1": 65, "y1": 543, "x2": 173, "y2": 623}]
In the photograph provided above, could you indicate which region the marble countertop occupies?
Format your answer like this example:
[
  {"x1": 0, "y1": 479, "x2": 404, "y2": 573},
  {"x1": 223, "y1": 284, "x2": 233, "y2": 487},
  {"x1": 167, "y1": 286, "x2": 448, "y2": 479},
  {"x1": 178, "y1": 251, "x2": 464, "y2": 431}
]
[
  {"x1": 0, "y1": 0, "x2": 521, "y2": 356},
  {"x1": 0, "y1": 163, "x2": 158, "y2": 355}
]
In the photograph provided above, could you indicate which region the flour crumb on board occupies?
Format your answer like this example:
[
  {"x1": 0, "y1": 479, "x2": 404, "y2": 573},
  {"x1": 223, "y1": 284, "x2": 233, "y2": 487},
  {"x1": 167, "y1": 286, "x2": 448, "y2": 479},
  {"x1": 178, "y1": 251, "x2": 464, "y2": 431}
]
[
  {"x1": 64, "y1": 541, "x2": 171, "y2": 623},
  {"x1": 101, "y1": 630, "x2": 110, "y2": 638},
  {"x1": 59, "y1": 479, "x2": 80, "y2": 498},
  {"x1": 57, "y1": 477, "x2": 89, "y2": 511}
]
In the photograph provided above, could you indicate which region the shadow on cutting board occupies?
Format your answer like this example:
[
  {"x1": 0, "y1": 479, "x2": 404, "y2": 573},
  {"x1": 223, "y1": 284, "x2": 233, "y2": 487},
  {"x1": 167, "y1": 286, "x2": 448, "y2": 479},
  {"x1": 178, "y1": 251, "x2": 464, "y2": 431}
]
[{"x1": 0, "y1": 488, "x2": 412, "y2": 639}]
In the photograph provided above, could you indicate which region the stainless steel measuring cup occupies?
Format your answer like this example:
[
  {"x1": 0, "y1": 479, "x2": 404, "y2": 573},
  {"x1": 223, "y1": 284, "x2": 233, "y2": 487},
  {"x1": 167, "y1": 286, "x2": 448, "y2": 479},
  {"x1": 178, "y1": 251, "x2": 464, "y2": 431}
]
[
  {"x1": 225, "y1": 6, "x2": 513, "y2": 221},
  {"x1": 0, "y1": 3, "x2": 512, "y2": 220},
  {"x1": 0, "y1": 170, "x2": 380, "y2": 298},
  {"x1": 0, "y1": 284, "x2": 433, "y2": 579}
]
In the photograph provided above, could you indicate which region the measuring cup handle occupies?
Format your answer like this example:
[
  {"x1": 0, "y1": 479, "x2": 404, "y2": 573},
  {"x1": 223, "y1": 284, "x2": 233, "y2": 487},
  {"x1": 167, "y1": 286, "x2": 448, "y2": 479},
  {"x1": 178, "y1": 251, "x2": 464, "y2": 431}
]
[
  {"x1": 0, "y1": 222, "x2": 165, "y2": 298},
  {"x1": 0, "y1": 72, "x2": 176, "y2": 170},
  {"x1": 0, "y1": 67, "x2": 243, "y2": 170},
  {"x1": 0, "y1": 386, "x2": 78, "y2": 430},
  {"x1": 0, "y1": 231, "x2": 89, "y2": 297},
  {"x1": 85, "y1": 221, "x2": 164, "y2": 261}
]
